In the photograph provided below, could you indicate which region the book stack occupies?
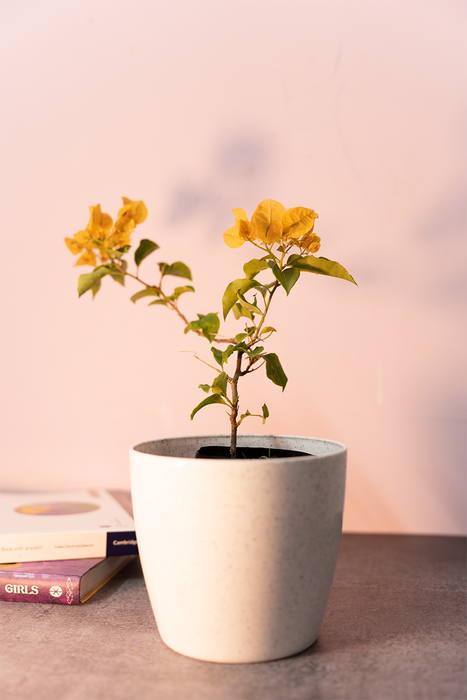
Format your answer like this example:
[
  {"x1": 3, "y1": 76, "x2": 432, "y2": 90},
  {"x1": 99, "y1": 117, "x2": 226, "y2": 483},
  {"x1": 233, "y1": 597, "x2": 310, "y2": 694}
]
[{"x1": 0, "y1": 489, "x2": 138, "y2": 605}]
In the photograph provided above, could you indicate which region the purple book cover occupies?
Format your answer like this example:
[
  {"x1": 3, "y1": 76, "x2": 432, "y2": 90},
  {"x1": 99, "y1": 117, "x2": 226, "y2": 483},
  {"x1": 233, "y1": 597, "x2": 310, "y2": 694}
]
[{"x1": 0, "y1": 556, "x2": 132, "y2": 604}]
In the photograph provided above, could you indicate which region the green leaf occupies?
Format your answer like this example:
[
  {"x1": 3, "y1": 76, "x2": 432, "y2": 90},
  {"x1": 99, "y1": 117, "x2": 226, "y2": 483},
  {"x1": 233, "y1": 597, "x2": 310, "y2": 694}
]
[
  {"x1": 232, "y1": 302, "x2": 253, "y2": 321},
  {"x1": 212, "y1": 343, "x2": 247, "y2": 367},
  {"x1": 91, "y1": 280, "x2": 101, "y2": 298},
  {"x1": 223, "y1": 345, "x2": 236, "y2": 365},
  {"x1": 237, "y1": 290, "x2": 264, "y2": 317},
  {"x1": 288, "y1": 255, "x2": 357, "y2": 285},
  {"x1": 282, "y1": 268, "x2": 300, "y2": 294},
  {"x1": 222, "y1": 278, "x2": 260, "y2": 320},
  {"x1": 148, "y1": 299, "x2": 169, "y2": 306},
  {"x1": 253, "y1": 284, "x2": 268, "y2": 300},
  {"x1": 268, "y1": 261, "x2": 288, "y2": 290},
  {"x1": 262, "y1": 404, "x2": 269, "y2": 423},
  {"x1": 211, "y1": 346, "x2": 224, "y2": 368},
  {"x1": 267, "y1": 262, "x2": 299, "y2": 295},
  {"x1": 247, "y1": 346, "x2": 264, "y2": 358},
  {"x1": 261, "y1": 326, "x2": 276, "y2": 335},
  {"x1": 185, "y1": 313, "x2": 220, "y2": 342},
  {"x1": 190, "y1": 394, "x2": 226, "y2": 420},
  {"x1": 243, "y1": 258, "x2": 269, "y2": 279},
  {"x1": 78, "y1": 266, "x2": 111, "y2": 297},
  {"x1": 134, "y1": 239, "x2": 159, "y2": 267},
  {"x1": 264, "y1": 353, "x2": 288, "y2": 391},
  {"x1": 198, "y1": 384, "x2": 211, "y2": 393},
  {"x1": 130, "y1": 288, "x2": 160, "y2": 303},
  {"x1": 235, "y1": 333, "x2": 248, "y2": 342},
  {"x1": 108, "y1": 261, "x2": 126, "y2": 286},
  {"x1": 172, "y1": 285, "x2": 195, "y2": 300},
  {"x1": 212, "y1": 371, "x2": 228, "y2": 396},
  {"x1": 159, "y1": 261, "x2": 192, "y2": 280},
  {"x1": 286, "y1": 254, "x2": 301, "y2": 265},
  {"x1": 226, "y1": 342, "x2": 247, "y2": 361},
  {"x1": 112, "y1": 245, "x2": 130, "y2": 260}
]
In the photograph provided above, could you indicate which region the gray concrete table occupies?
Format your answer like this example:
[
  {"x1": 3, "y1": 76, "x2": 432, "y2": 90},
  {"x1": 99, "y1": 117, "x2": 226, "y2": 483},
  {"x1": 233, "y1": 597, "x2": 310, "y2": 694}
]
[{"x1": 1, "y1": 534, "x2": 465, "y2": 700}]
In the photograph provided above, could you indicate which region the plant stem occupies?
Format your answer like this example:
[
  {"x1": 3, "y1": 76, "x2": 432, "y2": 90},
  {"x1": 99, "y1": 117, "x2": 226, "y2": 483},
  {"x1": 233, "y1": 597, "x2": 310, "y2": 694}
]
[
  {"x1": 108, "y1": 257, "x2": 236, "y2": 344},
  {"x1": 113, "y1": 259, "x2": 194, "y2": 325},
  {"x1": 229, "y1": 350, "x2": 244, "y2": 458},
  {"x1": 249, "y1": 281, "x2": 279, "y2": 345}
]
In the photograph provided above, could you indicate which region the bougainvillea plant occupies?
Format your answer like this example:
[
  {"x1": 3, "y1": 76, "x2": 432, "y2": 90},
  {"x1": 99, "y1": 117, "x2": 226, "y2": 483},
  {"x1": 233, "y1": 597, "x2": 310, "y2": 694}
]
[{"x1": 65, "y1": 197, "x2": 356, "y2": 457}]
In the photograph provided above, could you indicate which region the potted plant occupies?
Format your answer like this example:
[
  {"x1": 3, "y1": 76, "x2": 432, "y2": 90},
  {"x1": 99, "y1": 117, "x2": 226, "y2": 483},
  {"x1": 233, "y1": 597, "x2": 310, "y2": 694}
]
[{"x1": 65, "y1": 197, "x2": 356, "y2": 663}]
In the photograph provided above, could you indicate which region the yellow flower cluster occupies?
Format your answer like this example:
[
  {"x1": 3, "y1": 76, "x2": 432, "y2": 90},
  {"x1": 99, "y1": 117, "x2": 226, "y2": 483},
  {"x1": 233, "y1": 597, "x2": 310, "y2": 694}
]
[
  {"x1": 223, "y1": 199, "x2": 321, "y2": 254},
  {"x1": 65, "y1": 198, "x2": 148, "y2": 267}
]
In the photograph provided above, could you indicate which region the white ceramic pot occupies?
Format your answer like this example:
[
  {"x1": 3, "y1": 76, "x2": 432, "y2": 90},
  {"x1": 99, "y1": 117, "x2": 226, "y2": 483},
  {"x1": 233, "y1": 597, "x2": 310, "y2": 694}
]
[{"x1": 130, "y1": 434, "x2": 346, "y2": 664}]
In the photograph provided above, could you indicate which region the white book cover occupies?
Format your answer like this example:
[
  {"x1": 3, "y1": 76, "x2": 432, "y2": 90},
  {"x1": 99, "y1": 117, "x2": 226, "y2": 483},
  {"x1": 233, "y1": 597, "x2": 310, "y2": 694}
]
[{"x1": 0, "y1": 489, "x2": 137, "y2": 563}]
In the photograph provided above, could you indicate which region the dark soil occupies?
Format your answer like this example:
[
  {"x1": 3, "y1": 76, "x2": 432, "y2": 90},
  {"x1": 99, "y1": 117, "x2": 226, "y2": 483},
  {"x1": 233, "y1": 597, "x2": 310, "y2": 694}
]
[{"x1": 194, "y1": 445, "x2": 311, "y2": 459}]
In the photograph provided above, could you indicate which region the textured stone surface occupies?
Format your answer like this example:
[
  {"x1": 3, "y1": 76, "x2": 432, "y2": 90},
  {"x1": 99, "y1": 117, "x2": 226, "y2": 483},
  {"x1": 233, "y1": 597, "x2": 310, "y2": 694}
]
[{"x1": 1, "y1": 534, "x2": 465, "y2": 700}]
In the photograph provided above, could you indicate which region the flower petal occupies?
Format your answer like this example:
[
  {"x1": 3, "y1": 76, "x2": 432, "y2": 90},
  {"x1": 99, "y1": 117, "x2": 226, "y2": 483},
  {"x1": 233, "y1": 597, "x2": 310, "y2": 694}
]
[
  {"x1": 223, "y1": 224, "x2": 245, "y2": 248},
  {"x1": 282, "y1": 207, "x2": 318, "y2": 239},
  {"x1": 302, "y1": 234, "x2": 321, "y2": 253},
  {"x1": 238, "y1": 218, "x2": 254, "y2": 240},
  {"x1": 64, "y1": 237, "x2": 83, "y2": 255},
  {"x1": 86, "y1": 205, "x2": 113, "y2": 237},
  {"x1": 232, "y1": 208, "x2": 249, "y2": 222},
  {"x1": 101, "y1": 212, "x2": 113, "y2": 231},
  {"x1": 223, "y1": 208, "x2": 251, "y2": 248},
  {"x1": 74, "y1": 250, "x2": 97, "y2": 267},
  {"x1": 74, "y1": 229, "x2": 93, "y2": 247},
  {"x1": 119, "y1": 198, "x2": 148, "y2": 224},
  {"x1": 251, "y1": 199, "x2": 286, "y2": 243}
]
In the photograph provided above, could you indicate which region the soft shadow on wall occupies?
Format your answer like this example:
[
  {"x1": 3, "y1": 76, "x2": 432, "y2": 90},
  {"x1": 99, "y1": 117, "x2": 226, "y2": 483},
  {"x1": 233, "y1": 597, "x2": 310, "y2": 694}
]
[
  {"x1": 165, "y1": 132, "x2": 276, "y2": 229},
  {"x1": 409, "y1": 188, "x2": 467, "y2": 535},
  {"x1": 342, "y1": 183, "x2": 467, "y2": 535}
]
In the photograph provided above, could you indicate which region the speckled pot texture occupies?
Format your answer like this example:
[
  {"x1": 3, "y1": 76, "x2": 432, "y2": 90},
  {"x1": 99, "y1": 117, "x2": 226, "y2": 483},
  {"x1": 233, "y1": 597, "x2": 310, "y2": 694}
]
[{"x1": 130, "y1": 434, "x2": 347, "y2": 664}]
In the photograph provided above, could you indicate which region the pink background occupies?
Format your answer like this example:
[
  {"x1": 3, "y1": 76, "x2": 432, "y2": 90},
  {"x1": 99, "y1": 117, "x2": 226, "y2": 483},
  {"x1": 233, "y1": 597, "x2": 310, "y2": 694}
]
[{"x1": 0, "y1": 0, "x2": 465, "y2": 535}]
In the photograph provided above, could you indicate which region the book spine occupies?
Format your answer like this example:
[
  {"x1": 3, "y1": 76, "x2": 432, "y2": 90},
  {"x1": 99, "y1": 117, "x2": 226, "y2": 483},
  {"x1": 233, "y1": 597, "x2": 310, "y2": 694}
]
[
  {"x1": 0, "y1": 532, "x2": 107, "y2": 563},
  {"x1": 106, "y1": 531, "x2": 138, "y2": 557},
  {"x1": 1, "y1": 529, "x2": 137, "y2": 564},
  {"x1": 0, "y1": 573, "x2": 81, "y2": 605}
]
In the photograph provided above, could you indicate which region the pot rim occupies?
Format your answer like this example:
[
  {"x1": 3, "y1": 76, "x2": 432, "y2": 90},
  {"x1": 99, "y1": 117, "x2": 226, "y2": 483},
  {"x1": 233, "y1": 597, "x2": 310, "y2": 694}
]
[{"x1": 130, "y1": 434, "x2": 347, "y2": 462}]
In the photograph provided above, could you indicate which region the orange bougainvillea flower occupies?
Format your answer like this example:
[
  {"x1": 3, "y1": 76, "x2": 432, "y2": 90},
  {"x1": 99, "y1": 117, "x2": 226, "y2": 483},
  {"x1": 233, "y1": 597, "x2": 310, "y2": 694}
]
[
  {"x1": 117, "y1": 197, "x2": 148, "y2": 225},
  {"x1": 299, "y1": 231, "x2": 321, "y2": 254},
  {"x1": 65, "y1": 198, "x2": 147, "y2": 266},
  {"x1": 223, "y1": 200, "x2": 285, "y2": 247},
  {"x1": 250, "y1": 199, "x2": 286, "y2": 244},
  {"x1": 223, "y1": 199, "x2": 321, "y2": 253},
  {"x1": 223, "y1": 208, "x2": 253, "y2": 248}
]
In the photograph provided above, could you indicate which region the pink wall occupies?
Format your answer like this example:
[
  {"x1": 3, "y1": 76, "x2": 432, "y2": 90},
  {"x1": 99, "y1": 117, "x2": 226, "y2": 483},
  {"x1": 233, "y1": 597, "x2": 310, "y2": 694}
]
[{"x1": 0, "y1": 0, "x2": 465, "y2": 534}]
